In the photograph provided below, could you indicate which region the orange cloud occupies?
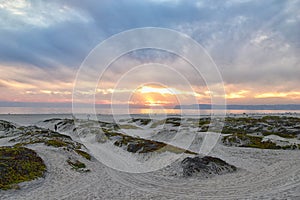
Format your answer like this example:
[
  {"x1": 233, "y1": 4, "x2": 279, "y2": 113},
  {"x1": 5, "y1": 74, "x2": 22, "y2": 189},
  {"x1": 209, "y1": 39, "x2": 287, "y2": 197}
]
[
  {"x1": 255, "y1": 92, "x2": 300, "y2": 99},
  {"x1": 226, "y1": 90, "x2": 249, "y2": 99}
]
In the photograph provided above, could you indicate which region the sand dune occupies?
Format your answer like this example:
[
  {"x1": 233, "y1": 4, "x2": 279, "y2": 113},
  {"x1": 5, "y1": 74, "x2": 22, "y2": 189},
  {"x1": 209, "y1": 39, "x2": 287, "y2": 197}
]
[{"x1": 0, "y1": 115, "x2": 299, "y2": 199}]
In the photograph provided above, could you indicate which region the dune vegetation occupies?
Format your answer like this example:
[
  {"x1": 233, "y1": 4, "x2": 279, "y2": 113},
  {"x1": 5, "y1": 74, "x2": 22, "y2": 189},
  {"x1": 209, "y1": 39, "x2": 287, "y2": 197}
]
[{"x1": 0, "y1": 146, "x2": 46, "y2": 190}]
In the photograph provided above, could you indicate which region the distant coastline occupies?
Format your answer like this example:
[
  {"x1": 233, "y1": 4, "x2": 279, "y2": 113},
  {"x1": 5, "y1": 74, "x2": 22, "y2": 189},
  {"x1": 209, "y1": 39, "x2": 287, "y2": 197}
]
[
  {"x1": 174, "y1": 104, "x2": 300, "y2": 110},
  {"x1": 1, "y1": 102, "x2": 300, "y2": 115}
]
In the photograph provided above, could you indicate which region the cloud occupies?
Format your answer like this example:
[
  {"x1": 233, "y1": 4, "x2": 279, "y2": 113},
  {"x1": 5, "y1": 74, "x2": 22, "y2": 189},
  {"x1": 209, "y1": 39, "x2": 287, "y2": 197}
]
[
  {"x1": 0, "y1": 63, "x2": 75, "y2": 102},
  {"x1": 0, "y1": 0, "x2": 299, "y2": 104},
  {"x1": 0, "y1": 0, "x2": 91, "y2": 29}
]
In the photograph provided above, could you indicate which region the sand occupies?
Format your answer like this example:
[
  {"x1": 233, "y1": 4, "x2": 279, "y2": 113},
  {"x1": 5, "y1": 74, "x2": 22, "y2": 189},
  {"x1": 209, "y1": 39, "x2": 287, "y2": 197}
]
[{"x1": 0, "y1": 114, "x2": 299, "y2": 199}]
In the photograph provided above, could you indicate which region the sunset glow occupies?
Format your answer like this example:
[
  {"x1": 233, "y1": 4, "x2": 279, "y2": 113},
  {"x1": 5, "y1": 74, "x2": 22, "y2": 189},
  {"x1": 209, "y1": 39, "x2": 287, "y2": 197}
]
[
  {"x1": 138, "y1": 86, "x2": 180, "y2": 96},
  {"x1": 129, "y1": 86, "x2": 177, "y2": 107},
  {"x1": 0, "y1": 0, "x2": 299, "y2": 108}
]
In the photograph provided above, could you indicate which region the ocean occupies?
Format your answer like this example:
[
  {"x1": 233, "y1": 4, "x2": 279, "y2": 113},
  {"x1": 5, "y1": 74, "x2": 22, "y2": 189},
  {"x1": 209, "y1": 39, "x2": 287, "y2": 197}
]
[{"x1": 0, "y1": 106, "x2": 300, "y2": 115}]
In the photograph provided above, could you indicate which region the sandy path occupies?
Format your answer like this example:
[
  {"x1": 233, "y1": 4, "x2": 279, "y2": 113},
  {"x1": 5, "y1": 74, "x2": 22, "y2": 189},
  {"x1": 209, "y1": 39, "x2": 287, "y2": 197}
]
[
  {"x1": 105, "y1": 144, "x2": 300, "y2": 199},
  {"x1": 1, "y1": 143, "x2": 299, "y2": 200}
]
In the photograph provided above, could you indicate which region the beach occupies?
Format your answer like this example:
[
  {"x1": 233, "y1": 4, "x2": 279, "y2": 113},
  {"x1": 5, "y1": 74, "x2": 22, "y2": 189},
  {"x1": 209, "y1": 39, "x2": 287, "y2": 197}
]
[{"x1": 0, "y1": 114, "x2": 299, "y2": 199}]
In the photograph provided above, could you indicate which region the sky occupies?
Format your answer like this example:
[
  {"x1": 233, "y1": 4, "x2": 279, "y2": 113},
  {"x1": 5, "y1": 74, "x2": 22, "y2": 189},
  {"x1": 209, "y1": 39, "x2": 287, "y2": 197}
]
[{"x1": 0, "y1": 0, "x2": 300, "y2": 107}]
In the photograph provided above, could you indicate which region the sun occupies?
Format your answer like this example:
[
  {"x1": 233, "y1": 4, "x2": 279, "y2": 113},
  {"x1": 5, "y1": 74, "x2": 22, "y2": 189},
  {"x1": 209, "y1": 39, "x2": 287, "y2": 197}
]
[
  {"x1": 144, "y1": 96, "x2": 159, "y2": 107},
  {"x1": 131, "y1": 85, "x2": 178, "y2": 107},
  {"x1": 138, "y1": 86, "x2": 174, "y2": 95}
]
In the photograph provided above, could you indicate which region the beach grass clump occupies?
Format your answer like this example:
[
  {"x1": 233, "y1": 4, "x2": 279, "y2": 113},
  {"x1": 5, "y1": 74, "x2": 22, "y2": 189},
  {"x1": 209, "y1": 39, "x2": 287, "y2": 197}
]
[
  {"x1": 45, "y1": 139, "x2": 68, "y2": 148},
  {"x1": 198, "y1": 118, "x2": 211, "y2": 127},
  {"x1": 221, "y1": 126, "x2": 247, "y2": 134},
  {"x1": 67, "y1": 159, "x2": 86, "y2": 169},
  {"x1": 220, "y1": 116, "x2": 300, "y2": 141},
  {"x1": 130, "y1": 118, "x2": 152, "y2": 126},
  {"x1": 280, "y1": 144, "x2": 299, "y2": 150},
  {"x1": 0, "y1": 120, "x2": 16, "y2": 132},
  {"x1": 245, "y1": 139, "x2": 281, "y2": 149},
  {"x1": 111, "y1": 130, "x2": 197, "y2": 155},
  {"x1": 0, "y1": 146, "x2": 46, "y2": 190},
  {"x1": 222, "y1": 133, "x2": 282, "y2": 149},
  {"x1": 261, "y1": 131, "x2": 297, "y2": 139},
  {"x1": 165, "y1": 118, "x2": 181, "y2": 127},
  {"x1": 156, "y1": 144, "x2": 198, "y2": 155},
  {"x1": 10, "y1": 126, "x2": 83, "y2": 150},
  {"x1": 150, "y1": 119, "x2": 166, "y2": 128},
  {"x1": 74, "y1": 149, "x2": 91, "y2": 160},
  {"x1": 149, "y1": 118, "x2": 182, "y2": 128},
  {"x1": 67, "y1": 159, "x2": 90, "y2": 172}
]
